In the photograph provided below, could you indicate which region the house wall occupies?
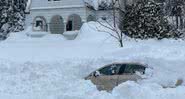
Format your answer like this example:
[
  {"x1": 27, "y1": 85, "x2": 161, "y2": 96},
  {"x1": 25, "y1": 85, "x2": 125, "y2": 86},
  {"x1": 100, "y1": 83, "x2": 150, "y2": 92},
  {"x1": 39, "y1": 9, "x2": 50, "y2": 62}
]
[
  {"x1": 25, "y1": 14, "x2": 32, "y2": 29},
  {"x1": 26, "y1": 0, "x2": 91, "y2": 33},
  {"x1": 30, "y1": 0, "x2": 84, "y2": 9},
  {"x1": 26, "y1": 0, "x2": 128, "y2": 33},
  {"x1": 29, "y1": 7, "x2": 87, "y2": 32}
]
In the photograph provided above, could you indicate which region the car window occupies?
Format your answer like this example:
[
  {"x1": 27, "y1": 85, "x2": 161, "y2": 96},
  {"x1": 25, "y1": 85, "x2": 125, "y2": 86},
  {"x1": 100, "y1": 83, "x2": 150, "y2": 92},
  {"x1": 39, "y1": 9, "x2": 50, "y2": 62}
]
[
  {"x1": 117, "y1": 64, "x2": 126, "y2": 75},
  {"x1": 98, "y1": 63, "x2": 146, "y2": 75},
  {"x1": 124, "y1": 64, "x2": 146, "y2": 74},
  {"x1": 134, "y1": 65, "x2": 146, "y2": 74},
  {"x1": 124, "y1": 64, "x2": 135, "y2": 73},
  {"x1": 99, "y1": 64, "x2": 120, "y2": 75}
]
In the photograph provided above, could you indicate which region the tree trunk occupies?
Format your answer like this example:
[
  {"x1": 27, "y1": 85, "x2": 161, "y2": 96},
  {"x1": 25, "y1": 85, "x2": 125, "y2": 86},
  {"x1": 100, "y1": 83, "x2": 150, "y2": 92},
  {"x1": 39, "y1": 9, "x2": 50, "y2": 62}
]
[
  {"x1": 176, "y1": 16, "x2": 179, "y2": 29},
  {"x1": 119, "y1": 40, "x2": 123, "y2": 47},
  {"x1": 113, "y1": 0, "x2": 116, "y2": 28},
  {"x1": 180, "y1": 15, "x2": 183, "y2": 30}
]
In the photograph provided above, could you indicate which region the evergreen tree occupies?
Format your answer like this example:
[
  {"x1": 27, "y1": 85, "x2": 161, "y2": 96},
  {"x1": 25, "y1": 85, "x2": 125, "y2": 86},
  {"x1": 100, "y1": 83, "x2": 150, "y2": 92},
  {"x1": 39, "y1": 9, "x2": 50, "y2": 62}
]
[
  {"x1": 123, "y1": 0, "x2": 182, "y2": 39},
  {"x1": 0, "y1": 0, "x2": 27, "y2": 40}
]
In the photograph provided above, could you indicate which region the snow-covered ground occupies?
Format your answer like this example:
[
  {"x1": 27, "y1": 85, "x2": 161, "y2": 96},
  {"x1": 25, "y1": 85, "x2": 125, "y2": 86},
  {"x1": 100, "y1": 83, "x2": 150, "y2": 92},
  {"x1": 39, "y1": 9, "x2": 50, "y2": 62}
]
[{"x1": 0, "y1": 22, "x2": 185, "y2": 99}]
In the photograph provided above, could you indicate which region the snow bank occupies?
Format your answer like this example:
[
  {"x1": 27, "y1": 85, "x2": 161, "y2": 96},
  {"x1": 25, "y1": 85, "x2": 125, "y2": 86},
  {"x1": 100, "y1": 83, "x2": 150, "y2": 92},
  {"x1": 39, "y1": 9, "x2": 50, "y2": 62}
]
[
  {"x1": 26, "y1": 31, "x2": 49, "y2": 37},
  {"x1": 63, "y1": 31, "x2": 79, "y2": 40},
  {"x1": 0, "y1": 57, "x2": 184, "y2": 99},
  {"x1": 77, "y1": 22, "x2": 116, "y2": 43},
  {"x1": 113, "y1": 81, "x2": 185, "y2": 99},
  {"x1": 0, "y1": 22, "x2": 185, "y2": 98},
  {"x1": 5, "y1": 26, "x2": 66, "y2": 43},
  {"x1": 5, "y1": 26, "x2": 32, "y2": 41},
  {"x1": 41, "y1": 34, "x2": 66, "y2": 41},
  {"x1": 6, "y1": 33, "x2": 28, "y2": 41}
]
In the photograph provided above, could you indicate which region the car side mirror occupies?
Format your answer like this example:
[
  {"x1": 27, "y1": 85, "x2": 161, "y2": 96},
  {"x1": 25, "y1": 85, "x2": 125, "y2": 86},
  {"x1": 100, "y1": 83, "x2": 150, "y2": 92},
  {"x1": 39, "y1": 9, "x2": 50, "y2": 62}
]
[{"x1": 93, "y1": 71, "x2": 100, "y2": 77}]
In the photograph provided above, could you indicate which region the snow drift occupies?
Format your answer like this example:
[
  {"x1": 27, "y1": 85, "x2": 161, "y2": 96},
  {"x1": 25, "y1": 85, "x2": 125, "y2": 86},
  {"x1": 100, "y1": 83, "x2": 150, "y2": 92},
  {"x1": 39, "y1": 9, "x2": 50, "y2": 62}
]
[{"x1": 0, "y1": 22, "x2": 185, "y2": 99}]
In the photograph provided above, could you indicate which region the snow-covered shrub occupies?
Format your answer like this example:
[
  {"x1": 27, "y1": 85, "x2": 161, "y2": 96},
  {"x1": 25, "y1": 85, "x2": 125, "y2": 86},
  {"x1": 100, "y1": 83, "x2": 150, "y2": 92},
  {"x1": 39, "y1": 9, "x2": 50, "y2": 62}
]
[
  {"x1": 122, "y1": 1, "x2": 182, "y2": 39},
  {"x1": 0, "y1": 0, "x2": 27, "y2": 40}
]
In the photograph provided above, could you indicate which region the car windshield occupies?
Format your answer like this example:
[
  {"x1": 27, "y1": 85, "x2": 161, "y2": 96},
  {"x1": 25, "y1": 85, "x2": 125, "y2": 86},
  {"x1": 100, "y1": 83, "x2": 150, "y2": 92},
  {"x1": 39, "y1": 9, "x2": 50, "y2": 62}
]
[
  {"x1": 117, "y1": 64, "x2": 126, "y2": 74},
  {"x1": 133, "y1": 65, "x2": 146, "y2": 74},
  {"x1": 118, "y1": 63, "x2": 146, "y2": 74},
  {"x1": 99, "y1": 64, "x2": 120, "y2": 75},
  {"x1": 98, "y1": 63, "x2": 146, "y2": 75}
]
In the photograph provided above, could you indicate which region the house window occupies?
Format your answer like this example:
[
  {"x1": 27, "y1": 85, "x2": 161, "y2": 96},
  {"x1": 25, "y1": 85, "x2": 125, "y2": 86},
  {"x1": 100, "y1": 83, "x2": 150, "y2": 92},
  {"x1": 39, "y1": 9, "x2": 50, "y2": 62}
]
[
  {"x1": 33, "y1": 16, "x2": 47, "y2": 31},
  {"x1": 66, "y1": 20, "x2": 73, "y2": 31},
  {"x1": 50, "y1": 15, "x2": 64, "y2": 34},
  {"x1": 36, "y1": 20, "x2": 43, "y2": 27},
  {"x1": 34, "y1": 20, "x2": 44, "y2": 31},
  {"x1": 66, "y1": 14, "x2": 82, "y2": 31}
]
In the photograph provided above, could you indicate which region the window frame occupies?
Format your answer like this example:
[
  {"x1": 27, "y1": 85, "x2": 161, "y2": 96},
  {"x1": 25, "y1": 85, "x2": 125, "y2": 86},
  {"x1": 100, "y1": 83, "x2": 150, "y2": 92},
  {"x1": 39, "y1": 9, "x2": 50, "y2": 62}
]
[
  {"x1": 98, "y1": 64, "x2": 120, "y2": 76},
  {"x1": 35, "y1": 20, "x2": 43, "y2": 27}
]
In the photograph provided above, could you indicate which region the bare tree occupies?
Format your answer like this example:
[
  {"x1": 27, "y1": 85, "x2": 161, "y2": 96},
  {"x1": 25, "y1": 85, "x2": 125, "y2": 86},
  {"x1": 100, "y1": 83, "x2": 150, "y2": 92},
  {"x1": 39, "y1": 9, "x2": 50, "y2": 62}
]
[
  {"x1": 166, "y1": 0, "x2": 185, "y2": 29},
  {"x1": 95, "y1": 0, "x2": 125, "y2": 47}
]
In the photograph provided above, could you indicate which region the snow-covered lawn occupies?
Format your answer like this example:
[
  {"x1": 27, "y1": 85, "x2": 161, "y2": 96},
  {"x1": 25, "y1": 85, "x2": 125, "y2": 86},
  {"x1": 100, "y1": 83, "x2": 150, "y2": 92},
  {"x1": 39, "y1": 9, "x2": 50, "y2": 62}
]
[{"x1": 0, "y1": 22, "x2": 184, "y2": 99}]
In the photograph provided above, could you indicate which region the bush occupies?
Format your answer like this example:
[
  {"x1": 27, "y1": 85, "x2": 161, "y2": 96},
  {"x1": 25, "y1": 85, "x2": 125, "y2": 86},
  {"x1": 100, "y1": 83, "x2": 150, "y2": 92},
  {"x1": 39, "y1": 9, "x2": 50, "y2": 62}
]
[
  {"x1": 0, "y1": 0, "x2": 27, "y2": 40},
  {"x1": 122, "y1": 1, "x2": 182, "y2": 39}
]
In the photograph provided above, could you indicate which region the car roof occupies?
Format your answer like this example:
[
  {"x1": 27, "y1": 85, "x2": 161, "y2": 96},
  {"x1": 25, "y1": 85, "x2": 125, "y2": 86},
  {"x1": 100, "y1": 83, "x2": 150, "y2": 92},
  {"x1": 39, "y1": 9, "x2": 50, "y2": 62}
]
[
  {"x1": 93, "y1": 62, "x2": 148, "y2": 72},
  {"x1": 87, "y1": 62, "x2": 148, "y2": 77},
  {"x1": 103, "y1": 62, "x2": 148, "y2": 68}
]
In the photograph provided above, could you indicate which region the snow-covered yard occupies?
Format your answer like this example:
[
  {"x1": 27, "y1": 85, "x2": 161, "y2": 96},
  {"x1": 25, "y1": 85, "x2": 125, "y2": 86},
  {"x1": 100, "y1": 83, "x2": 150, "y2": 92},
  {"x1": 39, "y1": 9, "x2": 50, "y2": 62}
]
[{"x1": 0, "y1": 22, "x2": 184, "y2": 99}]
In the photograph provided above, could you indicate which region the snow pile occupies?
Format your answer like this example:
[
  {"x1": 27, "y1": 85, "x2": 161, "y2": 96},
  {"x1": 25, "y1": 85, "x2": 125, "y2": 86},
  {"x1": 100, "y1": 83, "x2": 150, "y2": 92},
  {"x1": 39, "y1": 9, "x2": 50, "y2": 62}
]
[
  {"x1": 5, "y1": 26, "x2": 66, "y2": 43},
  {"x1": 26, "y1": 31, "x2": 49, "y2": 37},
  {"x1": 0, "y1": 58, "x2": 184, "y2": 99},
  {"x1": 63, "y1": 30, "x2": 79, "y2": 36},
  {"x1": 113, "y1": 81, "x2": 185, "y2": 99},
  {"x1": 77, "y1": 22, "x2": 116, "y2": 43},
  {"x1": 5, "y1": 26, "x2": 32, "y2": 41},
  {"x1": 0, "y1": 59, "x2": 99, "y2": 98},
  {"x1": 6, "y1": 33, "x2": 28, "y2": 41},
  {"x1": 0, "y1": 22, "x2": 185, "y2": 98},
  {"x1": 41, "y1": 34, "x2": 66, "y2": 41},
  {"x1": 63, "y1": 31, "x2": 79, "y2": 40}
]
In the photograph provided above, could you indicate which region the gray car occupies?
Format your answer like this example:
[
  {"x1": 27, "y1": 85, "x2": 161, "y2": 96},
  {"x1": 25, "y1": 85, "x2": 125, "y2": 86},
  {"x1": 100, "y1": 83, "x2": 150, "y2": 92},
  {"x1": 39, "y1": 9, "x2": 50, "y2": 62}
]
[{"x1": 85, "y1": 62, "x2": 147, "y2": 91}]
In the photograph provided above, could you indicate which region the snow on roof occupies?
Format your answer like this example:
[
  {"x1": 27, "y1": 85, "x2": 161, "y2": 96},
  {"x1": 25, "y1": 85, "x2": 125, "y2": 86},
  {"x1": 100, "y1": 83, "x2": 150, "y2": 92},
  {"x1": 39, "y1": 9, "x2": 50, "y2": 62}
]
[
  {"x1": 25, "y1": 0, "x2": 113, "y2": 11},
  {"x1": 84, "y1": 0, "x2": 112, "y2": 10}
]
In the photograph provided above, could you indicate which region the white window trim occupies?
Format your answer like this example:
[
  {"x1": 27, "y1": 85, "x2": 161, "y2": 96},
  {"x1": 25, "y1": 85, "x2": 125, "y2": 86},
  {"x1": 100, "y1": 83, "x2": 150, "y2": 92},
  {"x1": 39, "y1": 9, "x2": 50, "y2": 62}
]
[{"x1": 31, "y1": 5, "x2": 85, "y2": 10}]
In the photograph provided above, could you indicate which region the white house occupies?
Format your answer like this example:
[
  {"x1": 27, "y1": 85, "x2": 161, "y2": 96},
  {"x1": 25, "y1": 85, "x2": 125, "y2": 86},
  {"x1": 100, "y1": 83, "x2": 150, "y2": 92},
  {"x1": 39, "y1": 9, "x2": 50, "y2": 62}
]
[{"x1": 26, "y1": 0, "x2": 133, "y2": 35}]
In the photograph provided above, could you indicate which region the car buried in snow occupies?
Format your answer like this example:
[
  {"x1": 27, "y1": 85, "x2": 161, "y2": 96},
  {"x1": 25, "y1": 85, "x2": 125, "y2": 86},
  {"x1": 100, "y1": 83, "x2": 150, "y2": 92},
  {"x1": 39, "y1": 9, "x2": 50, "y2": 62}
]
[{"x1": 85, "y1": 62, "x2": 148, "y2": 91}]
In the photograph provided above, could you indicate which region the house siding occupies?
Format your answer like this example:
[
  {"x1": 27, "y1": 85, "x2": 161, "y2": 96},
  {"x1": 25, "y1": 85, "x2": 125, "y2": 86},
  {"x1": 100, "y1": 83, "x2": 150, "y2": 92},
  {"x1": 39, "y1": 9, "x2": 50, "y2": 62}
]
[
  {"x1": 35, "y1": 8, "x2": 85, "y2": 30},
  {"x1": 26, "y1": 0, "x2": 128, "y2": 34},
  {"x1": 31, "y1": 0, "x2": 84, "y2": 9}
]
